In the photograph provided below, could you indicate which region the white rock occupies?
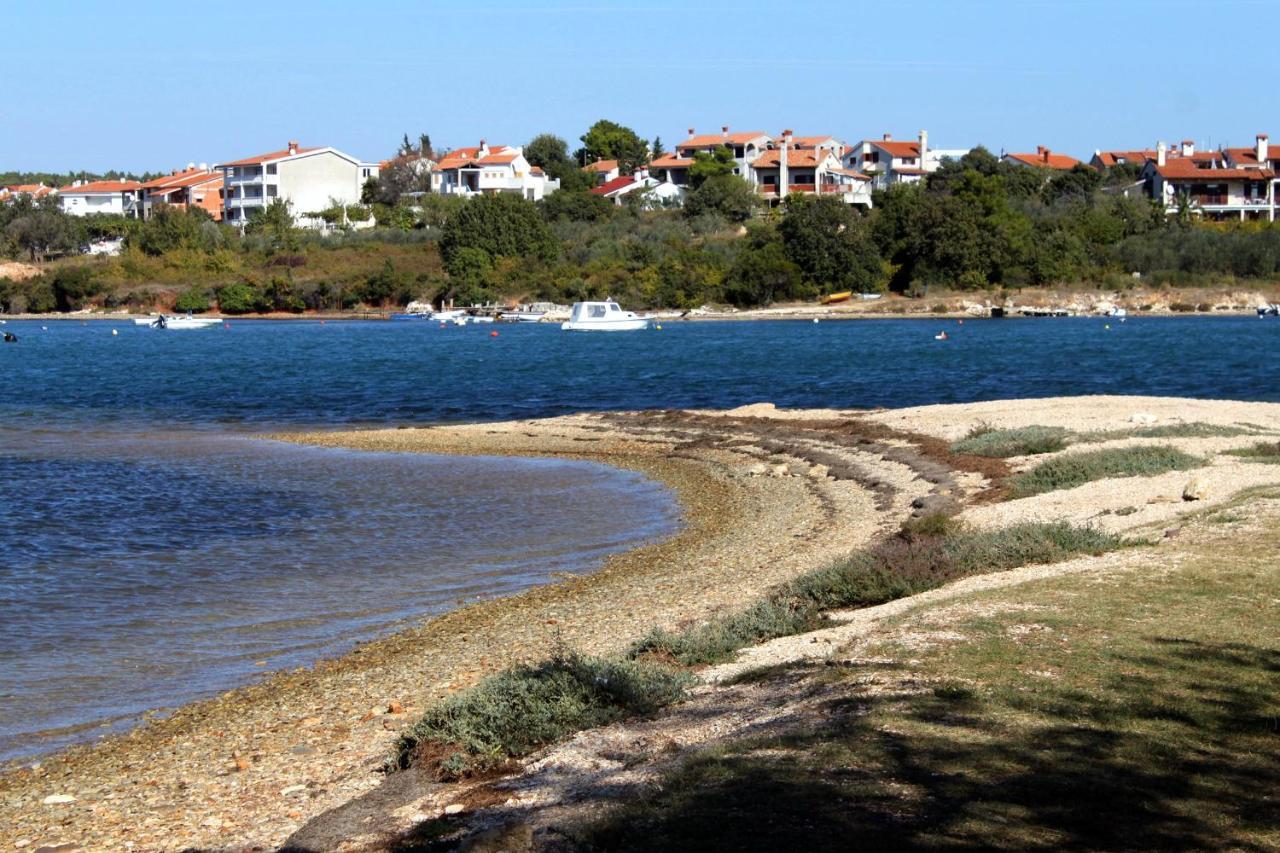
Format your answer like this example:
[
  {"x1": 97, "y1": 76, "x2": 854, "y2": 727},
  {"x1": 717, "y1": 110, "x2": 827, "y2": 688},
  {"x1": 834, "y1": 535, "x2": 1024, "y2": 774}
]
[
  {"x1": 769, "y1": 463, "x2": 790, "y2": 478},
  {"x1": 42, "y1": 794, "x2": 76, "y2": 805},
  {"x1": 746, "y1": 462, "x2": 767, "y2": 476},
  {"x1": 1129, "y1": 413, "x2": 1158, "y2": 424},
  {"x1": 1182, "y1": 477, "x2": 1209, "y2": 501},
  {"x1": 443, "y1": 803, "x2": 465, "y2": 815},
  {"x1": 807, "y1": 464, "x2": 830, "y2": 480},
  {"x1": 280, "y1": 784, "x2": 307, "y2": 796}
]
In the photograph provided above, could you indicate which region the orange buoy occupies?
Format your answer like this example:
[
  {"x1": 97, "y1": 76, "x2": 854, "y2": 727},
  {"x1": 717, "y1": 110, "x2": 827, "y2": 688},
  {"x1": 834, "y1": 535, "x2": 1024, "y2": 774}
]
[{"x1": 490, "y1": 330, "x2": 499, "y2": 337}]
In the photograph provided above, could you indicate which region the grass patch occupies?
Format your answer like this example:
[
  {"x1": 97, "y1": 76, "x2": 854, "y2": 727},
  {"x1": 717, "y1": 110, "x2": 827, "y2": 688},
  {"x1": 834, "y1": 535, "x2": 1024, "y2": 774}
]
[
  {"x1": 1081, "y1": 421, "x2": 1268, "y2": 442},
  {"x1": 391, "y1": 652, "x2": 692, "y2": 777},
  {"x1": 630, "y1": 522, "x2": 1121, "y2": 665},
  {"x1": 950, "y1": 425, "x2": 1071, "y2": 458},
  {"x1": 581, "y1": 523, "x2": 1280, "y2": 851},
  {"x1": 1226, "y1": 441, "x2": 1280, "y2": 463},
  {"x1": 1009, "y1": 445, "x2": 1201, "y2": 498}
]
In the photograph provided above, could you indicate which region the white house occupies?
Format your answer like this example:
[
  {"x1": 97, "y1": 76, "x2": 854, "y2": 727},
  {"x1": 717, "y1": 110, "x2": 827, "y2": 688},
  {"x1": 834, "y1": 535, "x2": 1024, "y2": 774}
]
[
  {"x1": 431, "y1": 141, "x2": 560, "y2": 201},
  {"x1": 1143, "y1": 140, "x2": 1275, "y2": 221},
  {"x1": 584, "y1": 159, "x2": 620, "y2": 185},
  {"x1": 217, "y1": 141, "x2": 378, "y2": 228},
  {"x1": 846, "y1": 131, "x2": 968, "y2": 191},
  {"x1": 589, "y1": 168, "x2": 685, "y2": 207},
  {"x1": 669, "y1": 126, "x2": 774, "y2": 185},
  {"x1": 58, "y1": 180, "x2": 142, "y2": 217}
]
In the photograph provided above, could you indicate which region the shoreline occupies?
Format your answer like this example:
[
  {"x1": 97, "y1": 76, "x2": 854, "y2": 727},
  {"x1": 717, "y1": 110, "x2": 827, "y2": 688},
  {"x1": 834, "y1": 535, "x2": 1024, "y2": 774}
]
[{"x1": 5, "y1": 397, "x2": 1280, "y2": 849}]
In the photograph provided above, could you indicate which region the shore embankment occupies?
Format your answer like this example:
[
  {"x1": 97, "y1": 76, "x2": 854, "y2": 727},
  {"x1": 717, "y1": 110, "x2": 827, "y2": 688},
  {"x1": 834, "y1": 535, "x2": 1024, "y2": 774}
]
[{"x1": 3, "y1": 397, "x2": 1280, "y2": 850}]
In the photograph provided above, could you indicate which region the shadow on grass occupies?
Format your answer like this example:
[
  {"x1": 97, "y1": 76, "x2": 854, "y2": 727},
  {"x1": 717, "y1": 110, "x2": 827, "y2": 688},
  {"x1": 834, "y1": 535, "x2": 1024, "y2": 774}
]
[{"x1": 562, "y1": 637, "x2": 1280, "y2": 852}]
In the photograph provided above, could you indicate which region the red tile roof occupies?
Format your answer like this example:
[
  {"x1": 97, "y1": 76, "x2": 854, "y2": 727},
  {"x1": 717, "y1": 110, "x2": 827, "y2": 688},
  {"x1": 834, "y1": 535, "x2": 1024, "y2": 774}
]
[
  {"x1": 1094, "y1": 150, "x2": 1157, "y2": 167},
  {"x1": 585, "y1": 159, "x2": 618, "y2": 173},
  {"x1": 650, "y1": 153, "x2": 694, "y2": 169},
  {"x1": 220, "y1": 145, "x2": 321, "y2": 167},
  {"x1": 751, "y1": 149, "x2": 822, "y2": 169},
  {"x1": 1222, "y1": 146, "x2": 1280, "y2": 168},
  {"x1": 868, "y1": 139, "x2": 921, "y2": 159},
  {"x1": 1156, "y1": 159, "x2": 1274, "y2": 181},
  {"x1": 435, "y1": 145, "x2": 517, "y2": 171},
  {"x1": 590, "y1": 174, "x2": 638, "y2": 196},
  {"x1": 677, "y1": 131, "x2": 769, "y2": 151},
  {"x1": 58, "y1": 180, "x2": 142, "y2": 194},
  {"x1": 831, "y1": 168, "x2": 871, "y2": 181},
  {"x1": 141, "y1": 169, "x2": 222, "y2": 190},
  {"x1": 1004, "y1": 150, "x2": 1082, "y2": 170},
  {"x1": 791, "y1": 135, "x2": 841, "y2": 149},
  {"x1": 478, "y1": 151, "x2": 519, "y2": 165}
]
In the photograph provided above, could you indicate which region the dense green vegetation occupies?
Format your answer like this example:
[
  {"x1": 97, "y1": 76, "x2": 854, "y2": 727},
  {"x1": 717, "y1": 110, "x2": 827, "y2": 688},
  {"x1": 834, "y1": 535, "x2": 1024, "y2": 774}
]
[
  {"x1": 1009, "y1": 445, "x2": 1202, "y2": 497},
  {"x1": 5, "y1": 127, "x2": 1280, "y2": 315}
]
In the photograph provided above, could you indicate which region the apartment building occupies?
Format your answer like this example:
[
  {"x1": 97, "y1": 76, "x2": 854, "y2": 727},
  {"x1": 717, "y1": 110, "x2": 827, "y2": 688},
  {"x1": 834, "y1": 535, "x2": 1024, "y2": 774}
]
[
  {"x1": 140, "y1": 166, "x2": 224, "y2": 220},
  {"x1": 218, "y1": 141, "x2": 378, "y2": 227},
  {"x1": 846, "y1": 131, "x2": 968, "y2": 190},
  {"x1": 752, "y1": 131, "x2": 871, "y2": 208},
  {"x1": 1142, "y1": 139, "x2": 1275, "y2": 221},
  {"x1": 431, "y1": 141, "x2": 559, "y2": 201}
]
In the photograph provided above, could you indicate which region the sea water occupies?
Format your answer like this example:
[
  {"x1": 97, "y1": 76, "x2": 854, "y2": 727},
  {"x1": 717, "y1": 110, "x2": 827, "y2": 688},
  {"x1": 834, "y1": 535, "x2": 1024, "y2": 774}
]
[{"x1": 0, "y1": 315, "x2": 1275, "y2": 760}]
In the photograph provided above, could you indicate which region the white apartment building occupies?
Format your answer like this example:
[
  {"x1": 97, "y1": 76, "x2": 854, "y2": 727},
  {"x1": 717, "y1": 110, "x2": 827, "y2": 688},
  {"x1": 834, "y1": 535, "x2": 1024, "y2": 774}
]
[
  {"x1": 218, "y1": 141, "x2": 378, "y2": 227},
  {"x1": 431, "y1": 141, "x2": 560, "y2": 201},
  {"x1": 1143, "y1": 138, "x2": 1276, "y2": 222},
  {"x1": 752, "y1": 131, "x2": 872, "y2": 208},
  {"x1": 58, "y1": 180, "x2": 142, "y2": 217},
  {"x1": 649, "y1": 127, "x2": 773, "y2": 187}
]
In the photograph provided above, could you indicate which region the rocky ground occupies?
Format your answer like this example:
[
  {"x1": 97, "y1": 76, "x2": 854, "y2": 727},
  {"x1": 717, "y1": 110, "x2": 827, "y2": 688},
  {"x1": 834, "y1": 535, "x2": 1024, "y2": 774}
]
[{"x1": 3, "y1": 396, "x2": 1278, "y2": 851}]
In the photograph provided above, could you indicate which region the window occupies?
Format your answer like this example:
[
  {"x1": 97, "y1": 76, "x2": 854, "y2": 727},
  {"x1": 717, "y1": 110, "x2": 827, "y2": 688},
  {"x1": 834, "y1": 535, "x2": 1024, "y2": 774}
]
[
  {"x1": 266, "y1": 164, "x2": 277, "y2": 175},
  {"x1": 588, "y1": 304, "x2": 606, "y2": 319},
  {"x1": 267, "y1": 185, "x2": 277, "y2": 197}
]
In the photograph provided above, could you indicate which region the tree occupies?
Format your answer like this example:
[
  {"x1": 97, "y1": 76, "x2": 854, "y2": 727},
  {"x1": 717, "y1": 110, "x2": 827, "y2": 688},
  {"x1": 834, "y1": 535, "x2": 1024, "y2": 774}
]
[
  {"x1": 245, "y1": 199, "x2": 298, "y2": 251},
  {"x1": 400, "y1": 133, "x2": 413, "y2": 156},
  {"x1": 50, "y1": 266, "x2": 104, "y2": 311},
  {"x1": 539, "y1": 190, "x2": 615, "y2": 223},
  {"x1": 439, "y1": 193, "x2": 559, "y2": 277},
  {"x1": 651, "y1": 136, "x2": 665, "y2": 159},
  {"x1": 779, "y1": 195, "x2": 884, "y2": 293},
  {"x1": 683, "y1": 175, "x2": 758, "y2": 223},
  {"x1": 418, "y1": 133, "x2": 434, "y2": 160},
  {"x1": 5, "y1": 206, "x2": 72, "y2": 262},
  {"x1": 688, "y1": 146, "x2": 736, "y2": 188},
  {"x1": 134, "y1": 205, "x2": 212, "y2": 255},
  {"x1": 174, "y1": 287, "x2": 210, "y2": 313},
  {"x1": 577, "y1": 119, "x2": 648, "y2": 174},
  {"x1": 725, "y1": 240, "x2": 804, "y2": 306},
  {"x1": 216, "y1": 281, "x2": 263, "y2": 314},
  {"x1": 525, "y1": 133, "x2": 593, "y2": 192}
]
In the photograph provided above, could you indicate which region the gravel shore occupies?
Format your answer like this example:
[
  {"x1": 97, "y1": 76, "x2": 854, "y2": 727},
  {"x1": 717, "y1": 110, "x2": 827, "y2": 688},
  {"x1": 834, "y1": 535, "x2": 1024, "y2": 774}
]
[{"x1": 3, "y1": 397, "x2": 1278, "y2": 851}]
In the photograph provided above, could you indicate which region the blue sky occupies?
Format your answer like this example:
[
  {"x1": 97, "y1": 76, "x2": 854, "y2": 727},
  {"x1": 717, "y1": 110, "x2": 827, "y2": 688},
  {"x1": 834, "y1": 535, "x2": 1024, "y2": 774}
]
[{"x1": 2, "y1": 0, "x2": 1276, "y2": 172}]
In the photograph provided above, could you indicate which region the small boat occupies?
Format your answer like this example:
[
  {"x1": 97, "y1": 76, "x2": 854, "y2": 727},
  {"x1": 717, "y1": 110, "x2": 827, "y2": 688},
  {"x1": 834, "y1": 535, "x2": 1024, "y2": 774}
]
[
  {"x1": 821, "y1": 291, "x2": 852, "y2": 305},
  {"x1": 1258, "y1": 304, "x2": 1279, "y2": 317},
  {"x1": 468, "y1": 315, "x2": 495, "y2": 324},
  {"x1": 390, "y1": 312, "x2": 431, "y2": 321},
  {"x1": 499, "y1": 310, "x2": 547, "y2": 323},
  {"x1": 136, "y1": 313, "x2": 222, "y2": 330},
  {"x1": 1107, "y1": 307, "x2": 1128, "y2": 318},
  {"x1": 561, "y1": 300, "x2": 650, "y2": 332}
]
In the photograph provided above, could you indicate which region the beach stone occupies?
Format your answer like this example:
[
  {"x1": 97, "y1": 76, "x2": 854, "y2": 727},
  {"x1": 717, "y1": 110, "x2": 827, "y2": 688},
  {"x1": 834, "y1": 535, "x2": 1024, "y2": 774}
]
[
  {"x1": 807, "y1": 464, "x2": 830, "y2": 480},
  {"x1": 280, "y1": 784, "x2": 307, "y2": 797},
  {"x1": 41, "y1": 794, "x2": 75, "y2": 805},
  {"x1": 769, "y1": 464, "x2": 789, "y2": 478},
  {"x1": 1182, "y1": 477, "x2": 1209, "y2": 501},
  {"x1": 443, "y1": 803, "x2": 465, "y2": 815},
  {"x1": 1129, "y1": 413, "x2": 1158, "y2": 424},
  {"x1": 460, "y1": 821, "x2": 534, "y2": 852},
  {"x1": 746, "y1": 462, "x2": 767, "y2": 476},
  {"x1": 387, "y1": 700, "x2": 404, "y2": 714}
]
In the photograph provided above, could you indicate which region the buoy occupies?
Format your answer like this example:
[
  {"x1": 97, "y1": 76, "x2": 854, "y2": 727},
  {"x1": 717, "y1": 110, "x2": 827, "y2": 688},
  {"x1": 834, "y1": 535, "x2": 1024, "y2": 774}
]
[
  {"x1": 111, "y1": 329, "x2": 118, "y2": 336},
  {"x1": 655, "y1": 324, "x2": 662, "y2": 330},
  {"x1": 223, "y1": 322, "x2": 230, "y2": 329},
  {"x1": 439, "y1": 323, "x2": 446, "y2": 329},
  {"x1": 490, "y1": 330, "x2": 498, "y2": 337},
  {"x1": 1104, "y1": 324, "x2": 1110, "y2": 330},
  {"x1": 958, "y1": 319, "x2": 964, "y2": 325},
  {"x1": 41, "y1": 326, "x2": 47, "y2": 331},
  {"x1": 813, "y1": 317, "x2": 819, "y2": 324}
]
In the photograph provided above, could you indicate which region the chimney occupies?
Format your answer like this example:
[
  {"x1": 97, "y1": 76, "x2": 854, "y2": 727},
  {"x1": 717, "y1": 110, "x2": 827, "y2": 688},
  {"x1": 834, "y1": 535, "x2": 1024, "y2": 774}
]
[
  {"x1": 779, "y1": 130, "x2": 790, "y2": 200},
  {"x1": 918, "y1": 129, "x2": 928, "y2": 166},
  {"x1": 1181, "y1": 139, "x2": 1194, "y2": 157},
  {"x1": 883, "y1": 133, "x2": 892, "y2": 141},
  {"x1": 479, "y1": 139, "x2": 488, "y2": 157},
  {"x1": 1257, "y1": 133, "x2": 1269, "y2": 163},
  {"x1": 687, "y1": 127, "x2": 694, "y2": 137},
  {"x1": 199, "y1": 162, "x2": 208, "y2": 171},
  {"x1": 1039, "y1": 146, "x2": 1051, "y2": 164},
  {"x1": 287, "y1": 140, "x2": 299, "y2": 155},
  {"x1": 722, "y1": 125, "x2": 729, "y2": 138},
  {"x1": 1157, "y1": 141, "x2": 1167, "y2": 167}
]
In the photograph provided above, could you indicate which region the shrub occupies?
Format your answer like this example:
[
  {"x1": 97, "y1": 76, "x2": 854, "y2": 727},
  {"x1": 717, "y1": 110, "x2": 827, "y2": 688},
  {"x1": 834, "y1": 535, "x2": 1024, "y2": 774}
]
[
  {"x1": 174, "y1": 287, "x2": 210, "y2": 313},
  {"x1": 1010, "y1": 446, "x2": 1201, "y2": 497},
  {"x1": 1225, "y1": 441, "x2": 1280, "y2": 463},
  {"x1": 392, "y1": 652, "x2": 691, "y2": 775},
  {"x1": 951, "y1": 425, "x2": 1072, "y2": 457},
  {"x1": 216, "y1": 281, "x2": 263, "y2": 314}
]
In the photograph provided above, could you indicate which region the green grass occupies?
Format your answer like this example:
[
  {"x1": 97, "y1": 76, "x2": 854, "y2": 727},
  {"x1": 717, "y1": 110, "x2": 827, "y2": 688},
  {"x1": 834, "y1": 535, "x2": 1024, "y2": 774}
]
[
  {"x1": 390, "y1": 652, "x2": 692, "y2": 776},
  {"x1": 950, "y1": 425, "x2": 1071, "y2": 457},
  {"x1": 630, "y1": 522, "x2": 1121, "y2": 666},
  {"x1": 1009, "y1": 445, "x2": 1202, "y2": 498},
  {"x1": 1086, "y1": 422, "x2": 1266, "y2": 441},
  {"x1": 1226, "y1": 441, "x2": 1280, "y2": 463},
  {"x1": 580, "y1": 525, "x2": 1280, "y2": 851}
]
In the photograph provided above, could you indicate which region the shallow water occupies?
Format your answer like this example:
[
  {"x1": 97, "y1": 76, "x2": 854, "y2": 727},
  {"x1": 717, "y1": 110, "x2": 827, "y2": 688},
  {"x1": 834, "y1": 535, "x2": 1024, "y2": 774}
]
[{"x1": 0, "y1": 314, "x2": 1276, "y2": 761}]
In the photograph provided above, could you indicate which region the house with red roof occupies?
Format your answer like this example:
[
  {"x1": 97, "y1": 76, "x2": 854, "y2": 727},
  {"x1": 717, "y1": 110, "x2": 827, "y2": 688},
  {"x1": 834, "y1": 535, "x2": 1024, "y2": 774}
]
[
  {"x1": 58, "y1": 180, "x2": 143, "y2": 217},
  {"x1": 1142, "y1": 140, "x2": 1275, "y2": 221},
  {"x1": 1090, "y1": 149, "x2": 1158, "y2": 170},
  {"x1": 752, "y1": 130, "x2": 871, "y2": 208},
  {"x1": 1, "y1": 183, "x2": 57, "y2": 203},
  {"x1": 1001, "y1": 146, "x2": 1082, "y2": 171},
  {"x1": 584, "y1": 159, "x2": 620, "y2": 185},
  {"x1": 655, "y1": 126, "x2": 774, "y2": 186},
  {"x1": 430, "y1": 141, "x2": 559, "y2": 201},
  {"x1": 845, "y1": 131, "x2": 970, "y2": 190},
  {"x1": 217, "y1": 140, "x2": 379, "y2": 228},
  {"x1": 140, "y1": 166, "x2": 224, "y2": 221},
  {"x1": 589, "y1": 168, "x2": 685, "y2": 208}
]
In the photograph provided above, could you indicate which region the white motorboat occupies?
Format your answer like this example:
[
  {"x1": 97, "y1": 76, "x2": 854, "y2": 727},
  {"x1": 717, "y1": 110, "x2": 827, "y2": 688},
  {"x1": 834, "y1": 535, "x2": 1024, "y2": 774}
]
[
  {"x1": 561, "y1": 300, "x2": 650, "y2": 332},
  {"x1": 499, "y1": 309, "x2": 546, "y2": 323},
  {"x1": 135, "y1": 313, "x2": 222, "y2": 329},
  {"x1": 432, "y1": 309, "x2": 468, "y2": 324}
]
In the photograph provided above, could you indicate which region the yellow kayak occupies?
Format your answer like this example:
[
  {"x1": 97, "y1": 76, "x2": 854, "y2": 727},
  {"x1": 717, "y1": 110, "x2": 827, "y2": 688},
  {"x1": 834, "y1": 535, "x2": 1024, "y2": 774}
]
[{"x1": 821, "y1": 291, "x2": 852, "y2": 305}]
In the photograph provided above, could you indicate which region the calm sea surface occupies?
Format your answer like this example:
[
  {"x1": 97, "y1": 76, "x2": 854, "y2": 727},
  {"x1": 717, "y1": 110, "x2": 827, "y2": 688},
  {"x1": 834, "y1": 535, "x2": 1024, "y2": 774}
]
[{"x1": 0, "y1": 314, "x2": 1275, "y2": 761}]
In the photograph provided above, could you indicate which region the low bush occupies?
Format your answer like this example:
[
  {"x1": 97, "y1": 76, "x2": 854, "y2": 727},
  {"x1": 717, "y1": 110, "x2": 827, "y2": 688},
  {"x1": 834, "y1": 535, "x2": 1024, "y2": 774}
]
[
  {"x1": 1225, "y1": 441, "x2": 1280, "y2": 463},
  {"x1": 1081, "y1": 422, "x2": 1262, "y2": 442},
  {"x1": 951, "y1": 425, "x2": 1071, "y2": 457},
  {"x1": 391, "y1": 652, "x2": 691, "y2": 776},
  {"x1": 1010, "y1": 445, "x2": 1201, "y2": 497},
  {"x1": 630, "y1": 522, "x2": 1121, "y2": 665}
]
